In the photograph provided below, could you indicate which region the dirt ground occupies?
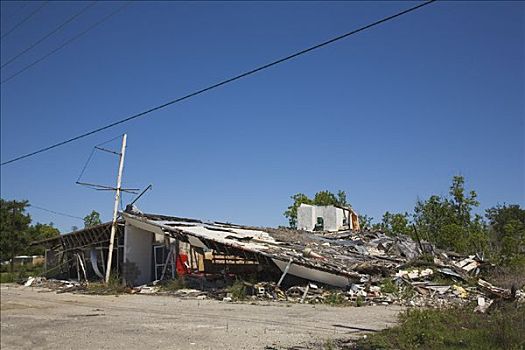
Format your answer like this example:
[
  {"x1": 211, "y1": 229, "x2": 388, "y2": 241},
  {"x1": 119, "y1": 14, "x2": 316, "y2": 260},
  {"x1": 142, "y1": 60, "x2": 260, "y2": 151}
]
[{"x1": 1, "y1": 284, "x2": 402, "y2": 350}]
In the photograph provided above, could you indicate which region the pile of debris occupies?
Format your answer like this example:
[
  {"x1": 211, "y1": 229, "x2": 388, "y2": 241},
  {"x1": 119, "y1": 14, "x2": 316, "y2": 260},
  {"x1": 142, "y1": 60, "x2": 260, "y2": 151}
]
[
  {"x1": 195, "y1": 229, "x2": 523, "y2": 310},
  {"x1": 266, "y1": 229, "x2": 485, "y2": 283},
  {"x1": 20, "y1": 271, "x2": 523, "y2": 313},
  {"x1": 20, "y1": 228, "x2": 524, "y2": 312},
  {"x1": 212, "y1": 274, "x2": 522, "y2": 312},
  {"x1": 22, "y1": 276, "x2": 82, "y2": 293}
]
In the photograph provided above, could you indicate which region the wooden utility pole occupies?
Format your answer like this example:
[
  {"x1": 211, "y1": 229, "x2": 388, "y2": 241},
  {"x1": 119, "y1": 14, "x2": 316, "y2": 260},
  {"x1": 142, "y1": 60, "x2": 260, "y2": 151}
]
[{"x1": 105, "y1": 134, "x2": 127, "y2": 283}]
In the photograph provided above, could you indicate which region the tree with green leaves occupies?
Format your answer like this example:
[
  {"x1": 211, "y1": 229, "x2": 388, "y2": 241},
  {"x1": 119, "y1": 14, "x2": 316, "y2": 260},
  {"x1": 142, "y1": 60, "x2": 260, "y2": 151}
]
[
  {"x1": 359, "y1": 214, "x2": 374, "y2": 230},
  {"x1": 27, "y1": 223, "x2": 60, "y2": 255},
  {"x1": 380, "y1": 211, "x2": 411, "y2": 236},
  {"x1": 449, "y1": 176, "x2": 480, "y2": 226},
  {"x1": 283, "y1": 193, "x2": 312, "y2": 229},
  {"x1": 84, "y1": 210, "x2": 102, "y2": 228},
  {"x1": 486, "y1": 204, "x2": 525, "y2": 267},
  {"x1": 284, "y1": 190, "x2": 349, "y2": 228},
  {"x1": 0, "y1": 199, "x2": 31, "y2": 272},
  {"x1": 413, "y1": 176, "x2": 488, "y2": 254}
]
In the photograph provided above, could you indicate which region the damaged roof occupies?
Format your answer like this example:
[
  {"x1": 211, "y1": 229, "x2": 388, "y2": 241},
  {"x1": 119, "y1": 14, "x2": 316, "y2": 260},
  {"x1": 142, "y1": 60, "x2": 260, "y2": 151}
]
[
  {"x1": 123, "y1": 210, "x2": 427, "y2": 287},
  {"x1": 31, "y1": 221, "x2": 124, "y2": 252}
]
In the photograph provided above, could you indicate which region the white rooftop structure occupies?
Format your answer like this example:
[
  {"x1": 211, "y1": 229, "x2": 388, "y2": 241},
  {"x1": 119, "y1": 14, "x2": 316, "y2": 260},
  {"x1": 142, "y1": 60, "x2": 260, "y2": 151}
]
[{"x1": 297, "y1": 204, "x2": 359, "y2": 232}]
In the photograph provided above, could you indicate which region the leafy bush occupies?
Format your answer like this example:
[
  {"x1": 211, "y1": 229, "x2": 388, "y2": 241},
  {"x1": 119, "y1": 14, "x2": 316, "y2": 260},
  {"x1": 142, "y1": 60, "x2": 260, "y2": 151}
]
[
  {"x1": 228, "y1": 280, "x2": 247, "y2": 301},
  {"x1": 356, "y1": 304, "x2": 525, "y2": 350},
  {"x1": 0, "y1": 272, "x2": 16, "y2": 283},
  {"x1": 324, "y1": 339, "x2": 335, "y2": 350},
  {"x1": 325, "y1": 292, "x2": 347, "y2": 305},
  {"x1": 0, "y1": 263, "x2": 44, "y2": 283},
  {"x1": 85, "y1": 274, "x2": 127, "y2": 295},
  {"x1": 160, "y1": 276, "x2": 186, "y2": 291},
  {"x1": 380, "y1": 279, "x2": 398, "y2": 294}
]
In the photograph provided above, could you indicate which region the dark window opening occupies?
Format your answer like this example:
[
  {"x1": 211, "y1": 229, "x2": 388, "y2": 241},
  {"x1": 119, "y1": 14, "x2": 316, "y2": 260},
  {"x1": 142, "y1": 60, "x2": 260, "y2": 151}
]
[{"x1": 314, "y1": 217, "x2": 324, "y2": 231}]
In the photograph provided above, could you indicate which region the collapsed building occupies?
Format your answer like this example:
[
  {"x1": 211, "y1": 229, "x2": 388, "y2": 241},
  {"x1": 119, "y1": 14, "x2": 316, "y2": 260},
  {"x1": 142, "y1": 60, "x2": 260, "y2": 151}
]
[
  {"x1": 31, "y1": 206, "x2": 524, "y2": 308},
  {"x1": 33, "y1": 206, "x2": 450, "y2": 288}
]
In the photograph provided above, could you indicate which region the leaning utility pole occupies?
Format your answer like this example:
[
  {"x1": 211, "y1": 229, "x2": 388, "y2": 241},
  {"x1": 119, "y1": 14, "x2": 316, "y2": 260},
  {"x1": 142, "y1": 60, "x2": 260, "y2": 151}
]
[{"x1": 105, "y1": 134, "x2": 127, "y2": 283}]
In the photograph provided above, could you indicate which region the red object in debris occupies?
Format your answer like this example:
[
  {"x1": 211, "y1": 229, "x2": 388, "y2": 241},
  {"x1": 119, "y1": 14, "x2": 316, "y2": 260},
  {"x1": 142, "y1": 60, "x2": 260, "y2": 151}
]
[{"x1": 176, "y1": 253, "x2": 189, "y2": 275}]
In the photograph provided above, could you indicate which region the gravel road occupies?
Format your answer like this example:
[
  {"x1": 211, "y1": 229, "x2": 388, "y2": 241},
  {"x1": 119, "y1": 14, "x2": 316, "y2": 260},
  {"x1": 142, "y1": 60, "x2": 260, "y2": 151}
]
[{"x1": 1, "y1": 284, "x2": 402, "y2": 350}]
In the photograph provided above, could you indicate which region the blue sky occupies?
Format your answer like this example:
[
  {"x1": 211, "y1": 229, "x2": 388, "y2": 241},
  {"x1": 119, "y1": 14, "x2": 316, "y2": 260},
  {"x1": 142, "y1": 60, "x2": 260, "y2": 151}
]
[{"x1": 1, "y1": 1, "x2": 524, "y2": 232}]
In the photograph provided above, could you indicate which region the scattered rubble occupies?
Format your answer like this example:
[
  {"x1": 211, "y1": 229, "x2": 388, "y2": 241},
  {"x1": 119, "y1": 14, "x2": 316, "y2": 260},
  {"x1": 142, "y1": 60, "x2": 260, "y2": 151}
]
[
  {"x1": 474, "y1": 296, "x2": 493, "y2": 313},
  {"x1": 21, "y1": 276, "x2": 81, "y2": 293},
  {"x1": 19, "y1": 229, "x2": 524, "y2": 312},
  {"x1": 19, "y1": 269, "x2": 524, "y2": 311},
  {"x1": 136, "y1": 285, "x2": 159, "y2": 294},
  {"x1": 478, "y1": 279, "x2": 513, "y2": 299}
]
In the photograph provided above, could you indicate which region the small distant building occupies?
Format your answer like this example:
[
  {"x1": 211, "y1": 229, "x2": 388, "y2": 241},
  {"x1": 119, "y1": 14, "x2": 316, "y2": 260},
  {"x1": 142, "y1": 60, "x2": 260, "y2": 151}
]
[
  {"x1": 12, "y1": 255, "x2": 45, "y2": 266},
  {"x1": 297, "y1": 204, "x2": 360, "y2": 232}
]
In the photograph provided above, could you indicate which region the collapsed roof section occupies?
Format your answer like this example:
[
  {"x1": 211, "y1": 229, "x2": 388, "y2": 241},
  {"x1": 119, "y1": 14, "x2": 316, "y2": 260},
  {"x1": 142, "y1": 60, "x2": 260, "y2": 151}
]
[
  {"x1": 32, "y1": 221, "x2": 124, "y2": 252},
  {"x1": 123, "y1": 211, "x2": 425, "y2": 288}
]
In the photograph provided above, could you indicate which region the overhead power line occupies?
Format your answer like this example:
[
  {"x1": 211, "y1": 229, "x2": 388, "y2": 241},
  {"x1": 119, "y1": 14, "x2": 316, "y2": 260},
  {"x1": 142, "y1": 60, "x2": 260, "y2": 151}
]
[
  {"x1": 0, "y1": 2, "x2": 129, "y2": 85},
  {"x1": 1, "y1": 2, "x2": 29, "y2": 25},
  {"x1": 1, "y1": 2, "x2": 97, "y2": 69},
  {"x1": 1, "y1": 1, "x2": 49, "y2": 40},
  {"x1": 0, "y1": 0, "x2": 436, "y2": 166},
  {"x1": 29, "y1": 204, "x2": 84, "y2": 221}
]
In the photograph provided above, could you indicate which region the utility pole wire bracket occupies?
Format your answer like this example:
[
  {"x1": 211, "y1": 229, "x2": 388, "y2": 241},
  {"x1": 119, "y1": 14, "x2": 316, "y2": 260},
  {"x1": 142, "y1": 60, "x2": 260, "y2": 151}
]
[
  {"x1": 94, "y1": 146, "x2": 121, "y2": 156},
  {"x1": 75, "y1": 181, "x2": 139, "y2": 194}
]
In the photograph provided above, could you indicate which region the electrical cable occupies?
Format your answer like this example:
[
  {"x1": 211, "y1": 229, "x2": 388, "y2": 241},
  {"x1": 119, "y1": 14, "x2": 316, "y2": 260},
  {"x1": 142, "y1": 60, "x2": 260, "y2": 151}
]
[
  {"x1": 76, "y1": 147, "x2": 96, "y2": 183},
  {"x1": 1, "y1": 2, "x2": 29, "y2": 25},
  {"x1": 0, "y1": 0, "x2": 436, "y2": 166},
  {"x1": 1, "y1": 1, "x2": 49, "y2": 40},
  {"x1": 96, "y1": 134, "x2": 124, "y2": 147},
  {"x1": 1, "y1": 2, "x2": 97, "y2": 69},
  {"x1": 0, "y1": 2, "x2": 130, "y2": 85},
  {"x1": 76, "y1": 134, "x2": 123, "y2": 183},
  {"x1": 29, "y1": 204, "x2": 84, "y2": 221}
]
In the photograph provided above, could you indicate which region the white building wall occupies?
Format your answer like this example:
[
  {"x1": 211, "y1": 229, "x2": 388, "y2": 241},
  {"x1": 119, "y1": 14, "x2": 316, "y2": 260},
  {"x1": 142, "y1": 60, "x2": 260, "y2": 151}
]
[
  {"x1": 124, "y1": 224, "x2": 153, "y2": 286},
  {"x1": 335, "y1": 207, "x2": 346, "y2": 231},
  {"x1": 297, "y1": 204, "x2": 347, "y2": 232},
  {"x1": 297, "y1": 204, "x2": 316, "y2": 231},
  {"x1": 321, "y1": 206, "x2": 338, "y2": 231}
]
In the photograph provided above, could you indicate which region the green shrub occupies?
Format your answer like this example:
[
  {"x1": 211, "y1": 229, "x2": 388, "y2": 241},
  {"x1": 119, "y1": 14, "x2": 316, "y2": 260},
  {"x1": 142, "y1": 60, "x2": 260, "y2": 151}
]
[
  {"x1": 85, "y1": 274, "x2": 126, "y2": 295},
  {"x1": 325, "y1": 292, "x2": 347, "y2": 306},
  {"x1": 0, "y1": 272, "x2": 16, "y2": 283},
  {"x1": 161, "y1": 276, "x2": 186, "y2": 291},
  {"x1": 0, "y1": 263, "x2": 45, "y2": 283},
  {"x1": 357, "y1": 304, "x2": 525, "y2": 350},
  {"x1": 228, "y1": 280, "x2": 247, "y2": 301},
  {"x1": 405, "y1": 254, "x2": 435, "y2": 268},
  {"x1": 380, "y1": 279, "x2": 398, "y2": 294},
  {"x1": 323, "y1": 339, "x2": 335, "y2": 350}
]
